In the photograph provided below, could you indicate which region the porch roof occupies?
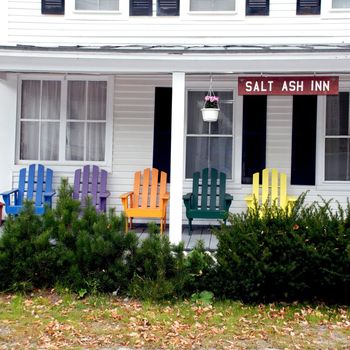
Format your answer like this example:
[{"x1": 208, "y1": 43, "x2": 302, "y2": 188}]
[{"x1": 0, "y1": 43, "x2": 350, "y2": 74}]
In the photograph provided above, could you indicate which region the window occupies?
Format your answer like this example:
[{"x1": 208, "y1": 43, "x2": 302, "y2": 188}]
[
  {"x1": 246, "y1": 0, "x2": 269, "y2": 16},
  {"x1": 75, "y1": 0, "x2": 119, "y2": 11},
  {"x1": 296, "y1": 0, "x2": 321, "y2": 14},
  {"x1": 325, "y1": 92, "x2": 350, "y2": 180},
  {"x1": 332, "y1": 0, "x2": 350, "y2": 8},
  {"x1": 186, "y1": 91, "x2": 233, "y2": 178},
  {"x1": 18, "y1": 77, "x2": 112, "y2": 164},
  {"x1": 190, "y1": 0, "x2": 235, "y2": 11}
]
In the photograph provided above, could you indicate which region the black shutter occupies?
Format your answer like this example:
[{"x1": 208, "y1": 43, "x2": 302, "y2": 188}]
[
  {"x1": 291, "y1": 96, "x2": 317, "y2": 185},
  {"x1": 41, "y1": 0, "x2": 64, "y2": 14},
  {"x1": 246, "y1": 0, "x2": 269, "y2": 16},
  {"x1": 157, "y1": 0, "x2": 179, "y2": 16},
  {"x1": 153, "y1": 87, "x2": 172, "y2": 182},
  {"x1": 241, "y1": 95, "x2": 267, "y2": 184},
  {"x1": 130, "y1": 0, "x2": 152, "y2": 16},
  {"x1": 297, "y1": 0, "x2": 320, "y2": 15}
]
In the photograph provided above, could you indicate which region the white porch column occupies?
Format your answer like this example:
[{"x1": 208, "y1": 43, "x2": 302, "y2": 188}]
[
  {"x1": 0, "y1": 74, "x2": 17, "y2": 194},
  {"x1": 169, "y1": 72, "x2": 185, "y2": 244}
]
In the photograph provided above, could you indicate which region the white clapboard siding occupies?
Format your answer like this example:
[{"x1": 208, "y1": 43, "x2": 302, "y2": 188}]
[
  {"x1": 5, "y1": 0, "x2": 350, "y2": 46},
  {"x1": 8, "y1": 74, "x2": 350, "y2": 225}
]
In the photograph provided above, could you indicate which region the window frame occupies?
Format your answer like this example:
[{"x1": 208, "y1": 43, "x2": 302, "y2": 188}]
[
  {"x1": 321, "y1": 0, "x2": 350, "y2": 18},
  {"x1": 184, "y1": 86, "x2": 236, "y2": 180},
  {"x1": 317, "y1": 80, "x2": 350, "y2": 184},
  {"x1": 66, "y1": 0, "x2": 127, "y2": 20},
  {"x1": 180, "y1": 0, "x2": 244, "y2": 20},
  {"x1": 16, "y1": 74, "x2": 113, "y2": 169}
]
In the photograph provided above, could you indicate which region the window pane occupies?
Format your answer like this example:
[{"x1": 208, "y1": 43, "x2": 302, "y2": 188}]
[
  {"x1": 187, "y1": 91, "x2": 209, "y2": 134},
  {"x1": 40, "y1": 122, "x2": 59, "y2": 160},
  {"x1": 332, "y1": 0, "x2": 350, "y2": 8},
  {"x1": 190, "y1": 0, "x2": 235, "y2": 11},
  {"x1": 209, "y1": 137, "x2": 232, "y2": 177},
  {"x1": 66, "y1": 122, "x2": 85, "y2": 160},
  {"x1": 88, "y1": 81, "x2": 107, "y2": 120},
  {"x1": 67, "y1": 81, "x2": 86, "y2": 120},
  {"x1": 210, "y1": 91, "x2": 233, "y2": 135},
  {"x1": 41, "y1": 81, "x2": 61, "y2": 120},
  {"x1": 326, "y1": 93, "x2": 349, "y2": 136},
  {"x1": 100, "y1": 0, "x2": 119, "y2": 10},
  {"x1": 86, "y1": 123, "x2": 105, "y2": 161},
  {"x1": 325, "y1": 138, "x2": 350, "y2": 180},
  {"x1": 20, "y1": 121, "x2": 39, "y2": 160},
  {"x1": 21, "y1": 80, "x2": 40, "y2": 119},
  {"x1": 76, "y1": 0, "x2": 118, "y2": 10},
  {"x1": 76, "y1": 0, "x2": 98, "y2": 10},
  {"x1": 186, "y1": 137, "x2": 232, "y2": 178},
  {"x1": 186, "y1": 137, "x2": 209, "y2": 177}
]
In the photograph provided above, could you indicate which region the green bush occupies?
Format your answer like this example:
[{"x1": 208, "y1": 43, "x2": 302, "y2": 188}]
[{"x1": 214, "y1": 194, "x2": 350, "y2": 303}]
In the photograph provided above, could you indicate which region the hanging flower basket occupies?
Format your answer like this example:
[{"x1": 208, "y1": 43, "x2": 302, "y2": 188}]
[
  {"x1": 201, "y1": 79, "x2": 220, "y2": 122},
  {"x1": 201, "y1": 107, "x2": 220, "y2": 122}
]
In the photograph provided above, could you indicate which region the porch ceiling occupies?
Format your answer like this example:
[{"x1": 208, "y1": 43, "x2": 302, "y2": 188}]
[{"x1": 0, "y1": 44, "x2": 350, "y2": 74}]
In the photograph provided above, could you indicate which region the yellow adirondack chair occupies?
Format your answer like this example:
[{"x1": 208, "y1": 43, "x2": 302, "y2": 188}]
[
  {"x1": 120, "y1": 168, "x2": 169, "y2": 234},
  {"x1": 245, "y1": 168, "x2": 297, "y2": 210}
]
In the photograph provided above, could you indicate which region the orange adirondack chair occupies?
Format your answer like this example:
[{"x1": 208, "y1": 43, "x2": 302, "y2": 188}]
[{"x1": 120, "y1": 168, "x2": 169, "y2": 234}]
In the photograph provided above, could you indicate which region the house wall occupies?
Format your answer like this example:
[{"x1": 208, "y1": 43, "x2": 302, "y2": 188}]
[
  {"x1": 4, "y1": 0, "x2": 350, "y2": 46},
  {"x1": 4, "y1": 74, "x2": 350, "y2": 224}
]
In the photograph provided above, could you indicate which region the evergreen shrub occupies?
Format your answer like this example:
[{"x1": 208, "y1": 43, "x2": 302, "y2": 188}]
[{"x1": 214, "y1": 194, "x2": 350, "y2": 303}]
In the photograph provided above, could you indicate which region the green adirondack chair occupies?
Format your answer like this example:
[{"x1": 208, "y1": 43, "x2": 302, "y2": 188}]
[{"x1": 183, "y1": 168, "x2": 233, "y2": 231}]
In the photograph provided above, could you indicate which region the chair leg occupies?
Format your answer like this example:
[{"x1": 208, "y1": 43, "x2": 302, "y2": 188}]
[
  {"x1": 125, "y1": 216, "x2": 128, "y2": 233},
  {"x1": 189, "y1": 219, "x2": 193, "y2": 235}
]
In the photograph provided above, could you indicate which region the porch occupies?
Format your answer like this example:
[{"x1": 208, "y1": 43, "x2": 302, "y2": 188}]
[{"x1": 132, "y1": 224, "x2": 219, "y2": 252}]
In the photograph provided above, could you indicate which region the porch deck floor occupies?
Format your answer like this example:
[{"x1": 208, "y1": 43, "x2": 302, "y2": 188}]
[
  {"x1": 0, "y1": 223, "x2": 219, "y2": 251},
  {"x1": 131, "y1": 224, "x2": 218, "y2": 251}
]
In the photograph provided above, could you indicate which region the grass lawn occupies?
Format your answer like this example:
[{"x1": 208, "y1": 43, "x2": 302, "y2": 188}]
[{"x1": 0, "y1": 290, "x2": 349, "y2": 350}]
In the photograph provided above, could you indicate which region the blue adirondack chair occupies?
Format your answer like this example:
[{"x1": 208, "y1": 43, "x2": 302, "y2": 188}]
[
  {"x1": 73, "y1": 165, "x2": 110, "y2": 212},
  {"x1": 1, "y1": 164, "x2": 55, "y2": 215}
]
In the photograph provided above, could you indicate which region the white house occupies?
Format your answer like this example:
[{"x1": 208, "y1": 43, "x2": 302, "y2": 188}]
[{"x1": 1, "y1": 0, "x2": 350, "y2": 243}]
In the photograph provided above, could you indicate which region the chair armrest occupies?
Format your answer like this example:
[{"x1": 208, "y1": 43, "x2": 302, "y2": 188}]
[
  {"x1": 43, "y1": 191, "x2": 56, "y2": 198},
  {"x1": 99, "y1": 191, "x2": 111, "y2": 198},
  {"x1": 183, "y1": 193, "x2": 192, "y2": 201},
  {"x1": 120, "y1": 192, "x2": 133, "y2": 199},
  {"x1": 1, "y1": 188, "x2": 19, "y2": 197},
  {"x1": 225, "y1": 194, "x2": 233, "y2": 201},
  {"x1": 183, "y1": 193, "x2": 193, "y2": 210},
  {"x1": 161, "y1": 192, "x2": 170, "y2": 200}
]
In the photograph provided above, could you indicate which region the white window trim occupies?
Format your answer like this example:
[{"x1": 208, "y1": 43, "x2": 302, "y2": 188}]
[
  {"x1": 321, "y1": 0, "x2": 350, "y2": 19},
  {"x1": 317, "y1": 79, "x2": 350, "y2": 184},
  {"x1": 16, "y1": 74, "x2": 114, "y2": 170},
  {"x1": 66, "y1": 0, "x2": 128, "y2": 20},
  {"x1": 180, "y1": 0, "x2": 244, "y2": 20},
  {"x1": 184, "y1": 79, "x2": 239, "y2": 182}
]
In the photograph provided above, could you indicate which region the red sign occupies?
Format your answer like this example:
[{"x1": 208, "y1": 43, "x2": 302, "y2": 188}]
[{"x1": 238, "y1": 76, "x2": 339, "y2": 95}]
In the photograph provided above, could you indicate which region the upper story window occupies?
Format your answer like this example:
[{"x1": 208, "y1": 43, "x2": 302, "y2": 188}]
[
  {"x1": 297, "y1": 0, "x2": 321, "y2": 14},
  {"x1": 190, "y1": 0, "x2": 235, "y2": 11},
  {"x1": 75, "y1": 0, "x2": 119, "y2": 11},
  {"x1": 130, "y1": 0, "x2": 179, "y2": 16},
  {"x1": 246, "y1": 0, "x2": 269, "y2": 16},
  {"x1": 332, "y1": 0, "x2": 350, "y2": 7}
]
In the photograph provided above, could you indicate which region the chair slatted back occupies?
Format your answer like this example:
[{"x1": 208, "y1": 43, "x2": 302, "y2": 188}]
[
  {"x1": 192, "y1": 168, "x2": 227, "y2": 211},
  {"x1": 133, "y1": 168, "x2": 167, "y2": 208},
  {"x1": 252, "y1": 168, "x2": 289, "y2": 207},
  {"x1": 73, "y1": 165, "x2": 107, "y2": 209},
  {"x1": 17, "y1": 164, "x2": 52, "y2": 206}
]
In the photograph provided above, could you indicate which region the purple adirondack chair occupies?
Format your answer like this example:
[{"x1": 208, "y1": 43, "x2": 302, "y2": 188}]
[{"x1": 73, "y1": 165, "x2": 110, "y2": 212}]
